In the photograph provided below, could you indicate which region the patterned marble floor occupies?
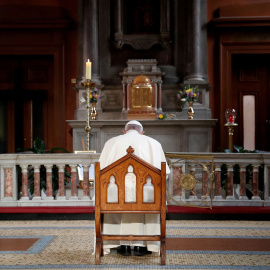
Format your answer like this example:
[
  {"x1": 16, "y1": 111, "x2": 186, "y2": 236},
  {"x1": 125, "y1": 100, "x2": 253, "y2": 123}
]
[{"x1": 0, "y1": 219, "x2": 269, "y2": 270}]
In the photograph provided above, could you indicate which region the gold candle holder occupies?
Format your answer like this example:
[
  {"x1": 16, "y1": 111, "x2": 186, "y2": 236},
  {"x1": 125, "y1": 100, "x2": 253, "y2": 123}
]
[
  {"x1": 81, "y1": 79, "x2": 96, "y2": 151},
  {"x1": 224, "y1": 123, "x2": 238, "y2": 152}
]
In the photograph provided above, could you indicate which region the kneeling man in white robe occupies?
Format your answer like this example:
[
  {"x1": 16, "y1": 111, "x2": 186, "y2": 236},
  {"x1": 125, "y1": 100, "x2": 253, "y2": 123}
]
[{"x1": 99, "y1": 120, "x2": 170, "y2": 256}]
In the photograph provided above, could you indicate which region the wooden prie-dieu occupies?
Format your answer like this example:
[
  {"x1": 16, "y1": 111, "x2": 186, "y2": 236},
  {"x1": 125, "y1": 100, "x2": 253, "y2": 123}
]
[{"x1": 94, "y1": 146, "x2": 167, "y2": 265}]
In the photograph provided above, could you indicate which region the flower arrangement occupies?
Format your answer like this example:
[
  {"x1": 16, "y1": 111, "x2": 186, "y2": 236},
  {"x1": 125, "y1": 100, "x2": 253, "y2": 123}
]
[
  {"x1": 157, "y1": 113, "x2": 166, "y2": 120},
  {"x1": 89, "y1": 87, "x2": 101, "y2": 103},
  {"x1": 177, "y1": 84, "x2": 199, "y2": 105}
]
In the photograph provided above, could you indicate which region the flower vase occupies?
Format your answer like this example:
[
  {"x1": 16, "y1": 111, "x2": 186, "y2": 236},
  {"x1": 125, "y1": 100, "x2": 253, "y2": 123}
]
[
  {"x1": 91, "y1": 103, "x2": 97, "y2": 120},
  {"x1": 187, "y1": 101, "x2": 194, "y2": 119}
]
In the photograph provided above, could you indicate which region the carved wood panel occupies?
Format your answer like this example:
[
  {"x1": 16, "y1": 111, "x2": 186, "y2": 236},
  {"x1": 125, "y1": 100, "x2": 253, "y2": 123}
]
[{"x1": 97, "y1": 149, "x2": 164, "y2": 212}]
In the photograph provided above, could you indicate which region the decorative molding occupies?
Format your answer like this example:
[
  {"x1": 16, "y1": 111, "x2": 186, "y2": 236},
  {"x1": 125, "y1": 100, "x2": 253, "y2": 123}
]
[
  {"x1": 212, "y1": 3, "x2": 270, "y2": 28},
  {"x1": 114, "y1": 34, "x2": 171, "y2": 50}
]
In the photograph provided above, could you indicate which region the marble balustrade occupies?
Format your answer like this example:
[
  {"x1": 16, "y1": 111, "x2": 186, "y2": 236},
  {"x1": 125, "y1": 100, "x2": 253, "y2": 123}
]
[{"x1": 0, "y1": 152, "x2": 269, "y2": 207}]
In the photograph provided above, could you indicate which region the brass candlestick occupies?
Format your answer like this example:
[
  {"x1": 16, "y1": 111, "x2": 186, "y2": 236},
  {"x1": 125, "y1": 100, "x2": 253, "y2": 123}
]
[
  {"x1": 224, "y1": 123, "x2": 238, "y2": 152},
  {"x1": 81, "y1": 79, "x2": 96, "y2": 151}
]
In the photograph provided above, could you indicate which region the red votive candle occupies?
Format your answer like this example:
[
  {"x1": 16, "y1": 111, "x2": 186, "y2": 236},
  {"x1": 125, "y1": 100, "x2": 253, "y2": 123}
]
[{"x1": 228, "y1": 114, "x2": 234, "y2": 123}]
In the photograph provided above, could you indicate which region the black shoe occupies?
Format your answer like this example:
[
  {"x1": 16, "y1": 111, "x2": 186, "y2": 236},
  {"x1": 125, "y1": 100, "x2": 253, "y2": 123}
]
[
  {"x1": 117, "y1": 245, "x2": 131, "y2": 256},
  {"x1": 133, "y1": 246, "x2": 152, "y2": 256}
]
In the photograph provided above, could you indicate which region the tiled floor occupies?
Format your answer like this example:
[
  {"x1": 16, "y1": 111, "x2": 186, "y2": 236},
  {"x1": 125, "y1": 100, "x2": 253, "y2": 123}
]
[{"x1": 0, "y1": 219, "x2": 269, "y2": 269}]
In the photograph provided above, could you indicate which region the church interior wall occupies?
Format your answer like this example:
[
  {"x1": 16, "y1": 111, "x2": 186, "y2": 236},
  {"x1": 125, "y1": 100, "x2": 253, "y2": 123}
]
[{"x1": 1, "y1": 0, "x2": 270, "y2": 153}]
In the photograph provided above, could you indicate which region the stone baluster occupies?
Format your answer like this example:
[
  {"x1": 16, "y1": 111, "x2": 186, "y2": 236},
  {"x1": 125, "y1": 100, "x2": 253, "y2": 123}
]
[
  {"x1": 70, "y1": 165, "x2": 78, "y2": 200},
  {"x1": 202, "y1": 166, "x2": 209, "y2": 198},
  {"x1": 32, "y1": 165, "x2": 41, "y2": 200},
  {"x1": 226, "y1": 164, "x2": 234, "y2": 200},
  {"x1": 3, "y1": 168, "x2": 13, "y2": 199},
  {"x1": 252, "y1": 165, "x2": 261, "y2": 200},
  {"x1": 45, "y1": 165, "x2": 54, "y2": 200},
  {"x1": 188, "y1": 163, "x2": 197, "y2": 200},
  {"x1": 239, "y1": 165, "x2": 248, "y2": 200},
  {"x1": 57, "y1": 165, "x2": 66, "y2": 200},
  {"x1": 82, "y1": 165, "x2": 90, "y2": 200},
  {"x1": 20, "y1": 165, "x2": 29, "y2": 200},
  {"x1": 214, "y1": 164, "x2": 223, "y2": 200}
]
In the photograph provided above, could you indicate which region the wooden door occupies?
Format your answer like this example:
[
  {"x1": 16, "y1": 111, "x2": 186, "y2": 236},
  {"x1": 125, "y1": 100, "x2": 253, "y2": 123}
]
[
  {"x1": 0, "y1": 55, "x2": 53, "y2": 153},
  {"x1": 231, "y1": 54, "x2": 270, "y2": 151}
]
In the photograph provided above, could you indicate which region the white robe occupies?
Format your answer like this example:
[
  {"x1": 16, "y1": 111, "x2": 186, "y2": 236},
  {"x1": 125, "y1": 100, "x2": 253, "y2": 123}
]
[{"x1": 98, "y1": 130, "x2": 170, "y2": 254}]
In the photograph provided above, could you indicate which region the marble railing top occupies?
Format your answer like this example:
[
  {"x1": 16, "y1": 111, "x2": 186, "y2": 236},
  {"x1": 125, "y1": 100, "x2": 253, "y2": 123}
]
[
  {"x1": 0, "y1": 152, "x2": 269, "y2": 166},
  {"x1": 0, "y1": 153, "x2": 100, "y2": 166}
]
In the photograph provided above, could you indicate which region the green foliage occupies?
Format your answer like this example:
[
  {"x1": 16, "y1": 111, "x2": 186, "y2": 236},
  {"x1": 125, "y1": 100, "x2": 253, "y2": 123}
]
[
  {"x1": 33, "y1": 137, "x2": 46, "y2": 153},
  {"x1": 223, "y1": 145, "x2": 258, "y2": 153},
  {"x1": 22, "y1": 137, "x2": 69, "y2": 154}
]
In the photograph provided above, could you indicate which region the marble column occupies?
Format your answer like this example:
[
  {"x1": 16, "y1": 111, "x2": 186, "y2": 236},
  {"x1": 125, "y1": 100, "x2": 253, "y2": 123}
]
[
  {"x1": 32, "y1": 165, "x2": 41, "y2": 200},
  {"x1": 4, "y1": 168, "x2": 13, "y2": 198},
  {"x1": 122, "y1": 82, "x2": 127, "y2": 111},
  {"x1": 189, "y1": 163, "x2": 197, "y2": 200},
  {"x1": 154, "y1": 82, "x2": 158, "y2": 111},
  {"x1": 127, "y1": 83, "x2": 131, "y2": 111},
  {"x1": 202, "y1": 167, "x2": 208, "y2": 197},
  {"x1": 115, "y1": 0, "x2": 122, "y2": 36},
  {"x1": 226, "y1": 165, "x2": 234, "y2": 200},
  {"x1": 158, "y1": 83, "x2": 162, "y2": 111},
  {"x1": 78, "y1": 0, "x2": 101, "y2": 84},
  {"x1": 70, "y1": 165, "x2": 78, "y2": 200},
  {"x1": 45, "y1": 165, "x2": 54, "y2": 200},
  {"x1": 185, "y1": 0, "x2": 204, "y2": 82},
  {"x1": 82, "y1": 165, "x2": 90, "y2": 200},
  {"x1": 214, "y1": 165, "x2": 223, "y2": 200},
  {"x1": 239, "y1": 165, "x2": 248, "y2": 200},
  {"x1": 252, "y1": 165, "x2": 261, "y2": 200},
  {"x1": 20, "y1": 165, "x2": 29, "y2": 200},
  {"x1": 173, "y1": 166, "x2": 183, "y2": 196},
  {"x1": 57, "y1": 165, "x2": 66, "y2": 200}
]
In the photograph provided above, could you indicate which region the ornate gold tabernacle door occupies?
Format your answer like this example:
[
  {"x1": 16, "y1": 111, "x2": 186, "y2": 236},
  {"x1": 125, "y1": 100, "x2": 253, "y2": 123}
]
[{"x1": 127, "y1": 75, "x2": 157, "y2": 119}]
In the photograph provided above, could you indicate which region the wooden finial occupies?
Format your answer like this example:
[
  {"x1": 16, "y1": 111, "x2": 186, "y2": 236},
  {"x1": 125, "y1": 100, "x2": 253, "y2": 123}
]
[{"x1": 126, "y1": 146, "x2": 134, "y2": 154}]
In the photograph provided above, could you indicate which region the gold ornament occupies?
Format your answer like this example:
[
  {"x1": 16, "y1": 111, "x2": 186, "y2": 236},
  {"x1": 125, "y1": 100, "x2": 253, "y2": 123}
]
[{"x1": 180, "y1": 173, "x2": 196, "y2": 190}]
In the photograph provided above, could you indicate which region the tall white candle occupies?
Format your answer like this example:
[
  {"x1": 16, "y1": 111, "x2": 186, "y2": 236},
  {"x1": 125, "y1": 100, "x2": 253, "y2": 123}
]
[{"x1": 86, "y1": 59, "x2": 92, "y2": 80}]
